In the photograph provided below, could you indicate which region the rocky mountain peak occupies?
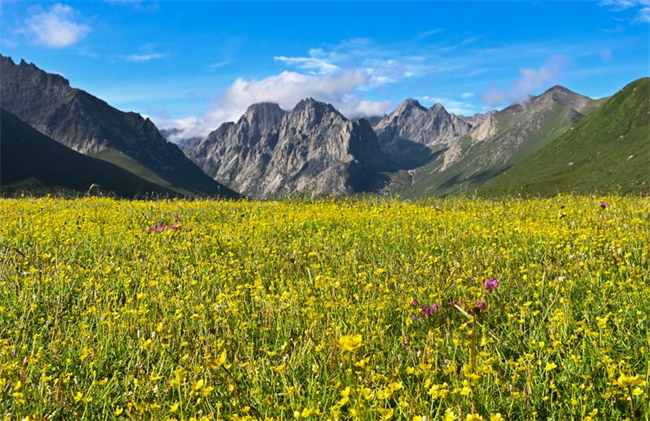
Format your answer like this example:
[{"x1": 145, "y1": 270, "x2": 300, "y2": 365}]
[
  {"x1": 294, "y1": 97, "x2": 338, "y2": 114},
  {"x1": 535, "y1": 85, "x2": 591, "y2": 111},
  {"x1": 375, "y1": 99, "x2": 472, "y2": 168},
  {"x1": 241, "y1": 102, "x2": 286, "y2": 135},
  {"x1": 287, "y1": 98, "x2": 344, "y2": 129},
  {"x1": 1, "y1": 54, "x2": 71, "y2": 92},
  {"x1": 394, "y1": 98, "x2": 427, "y2": 115},
  {"x1": 429, "y1": 103, "x2": 447, "y2": 113}
]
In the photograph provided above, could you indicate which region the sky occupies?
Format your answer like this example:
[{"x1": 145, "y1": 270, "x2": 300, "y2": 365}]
[{"x1": 1, "y1": 0, "x2": 649, "y2": 140}]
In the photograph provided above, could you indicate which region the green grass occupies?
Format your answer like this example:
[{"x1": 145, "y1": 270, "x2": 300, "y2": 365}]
[
  {"x1": 480, "y1": 78, "x2": 650, "y2": 196},
  {"x1": 0, "y1": 196, "x2": 648, "y2": 420},
  {"x1": 91, "y1": 149, "x2": 193, "y2": 196},
  {"x1": 385, "y1": 93, "x2": 595, "y2": 198}
]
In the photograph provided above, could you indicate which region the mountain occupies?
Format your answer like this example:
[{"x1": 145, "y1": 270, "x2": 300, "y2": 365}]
[
  {"x1": 0, "y1": 55, "x2": 238, "y2": 198},
  {"x1": 159, "y1": 128, "x2": 203, "y2": 158},
  {"x1": 382, "y1": 85, "x2": 602, "y2": 197},
  {"x1": 479, "y1": 78, "x2": 649, "y2": 196},
  {"x1": 1, "y1": 108, "x2": 175, "y2": 197},
  {"x1": 186, "y1": 99, "x2": 388, "y2": 198},
  {"x1": 375, "y1": 99, "x2": 473, "y2": 168}
]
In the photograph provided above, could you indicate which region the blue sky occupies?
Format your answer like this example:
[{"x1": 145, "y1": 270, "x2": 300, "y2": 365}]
[{"x1": 1, "y1": 1, "x2": 649, "y2": 139}]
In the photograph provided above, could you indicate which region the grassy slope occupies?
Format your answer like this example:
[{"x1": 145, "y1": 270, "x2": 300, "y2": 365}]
[
  {"x1": 386, "y1": 100, "x2": 583, "y2": 198},
  {"x1": 0, "y1": 109, "x2": 177, "y2": 198},
  {"x1": 480, "y1": 78, "x2": 650, "y2": 196},
  {"x1": 91, "y1": 149, "x2": 192, "y2": 196}
]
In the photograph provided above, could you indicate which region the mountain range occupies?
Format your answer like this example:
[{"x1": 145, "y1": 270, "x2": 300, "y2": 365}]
[
  {"x1": 0, "y1": 55, "x2": 237, "y2": 198},
  {"x1": 1, "y1": 54, "x2": 647, "y2": 198}
]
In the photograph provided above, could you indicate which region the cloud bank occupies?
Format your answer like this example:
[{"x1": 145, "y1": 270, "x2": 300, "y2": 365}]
[{"x1": 158, "y1": 69, "x2": 392, "y2": 140}]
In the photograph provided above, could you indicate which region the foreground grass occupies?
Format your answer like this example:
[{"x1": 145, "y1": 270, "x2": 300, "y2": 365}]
[{"x1": 0, "y1": 196, "x2": 648, "y2": 420}]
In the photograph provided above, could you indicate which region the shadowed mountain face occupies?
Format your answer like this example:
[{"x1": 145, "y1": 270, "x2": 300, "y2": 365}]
[
  {"x1": 186, "y1": 99, "x2": 388, "y2": 198},
  {"x1": 375, "y1": 99, "x2": 474, "y2": 169},
  {"x1": 479, "y1": 78, "x2": 650, "y2": 196},
  {"x1": 0, "y1": 55, "x2": 238, "y2": 198},
  {"x1": 381, "y1": 85, "x2": 602, "y2": 197},
  {"x1": 0, "y1": 108, "x2": 175, "y2": 198}
]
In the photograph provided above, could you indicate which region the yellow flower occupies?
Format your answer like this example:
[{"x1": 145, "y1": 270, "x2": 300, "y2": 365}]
[
  {"x1": 208, "y1": 350, "x2": 227, "y2": 370},
  {"x1": 444, "y1": 409, "x2": 457, "y2": 421},
  {"x1": 616, "y1": 374, "x2": 647, "y2": 388},
  {"x1": 114, "y1": 407, "x2": 124, "y2": 416},
  {"x1": 170, "y1": 402, "x2": 180, "y2": 413},
  {"x1": 466, "y1": 414, "x2": 484, "y2": 421},
  {"x1": 490, "y1": 414, "x2": 504, "y2": 421},
  {"x1": 631, "y1": 387, "x2": 644, "y2": 396},
  {"x1": 336, "y1": 334, "x2": 363, "y2": 352},
  {"x1": 378, "y1": 408, "x2": 394, "y2": 420},
  {"x1": 545, "y1": 362, "x2": 557, "y2": 371}
]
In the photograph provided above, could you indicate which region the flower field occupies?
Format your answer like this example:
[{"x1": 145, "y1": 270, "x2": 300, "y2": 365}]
[{"x1": 0, "y1": 196, "x2": 648, "y2": 420}]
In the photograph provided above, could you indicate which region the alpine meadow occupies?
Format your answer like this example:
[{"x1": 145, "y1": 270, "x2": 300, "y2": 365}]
[{"x1": 0, "y1": 1, "x2": 649, "y2": 420}]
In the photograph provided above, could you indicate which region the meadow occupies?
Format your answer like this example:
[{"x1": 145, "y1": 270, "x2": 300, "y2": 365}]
[{"x1": 0, "y1": 196, "x2": 648, "y2": 420}]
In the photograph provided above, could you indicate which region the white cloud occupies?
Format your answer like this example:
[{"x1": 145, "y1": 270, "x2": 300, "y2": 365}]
[
  {"x1": 161, "y1": 69, "x2": 392, "y2": 139},
  {"x1": 460, "y1": 92, "x2": 475, "y2": 99},
  {"x1": 23, "y1": 4, "x2": 90, "y2": 48},
  {"x1": 125, "y1": 53, "x2": 166, "y2": 62},
  {"x1": 600, "y1": 0, "x2": 650, "y2": 22},
  {"x1": 274, "y1": 55, "x2": 339, "y2": 74},
  {"x1": 481, "y1": 55, "x2": 569, "y2": 107},
  {"x1": 637, "y1": 6, "x2": 650, "y2": 21},
  {"x1": 207, "y1": 60, "x2": 232, "y2": 70}
]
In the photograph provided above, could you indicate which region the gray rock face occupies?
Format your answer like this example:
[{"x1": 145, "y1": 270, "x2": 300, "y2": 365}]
[
  {"x1": 382, "y1": 84, "x2": 599, "y2": 197},
  {"x1": 440, "y1": 86, "x2": 595, "y2": 173},
  {"x1": 375, "y1": 99, "x2": 473, "y2": 168},
  {"x1": 186, "y1": 99, "x2": 388, "y2": 198},
  {"x1": 0, "y1": 54, "x2": 236, "y2": 197}
]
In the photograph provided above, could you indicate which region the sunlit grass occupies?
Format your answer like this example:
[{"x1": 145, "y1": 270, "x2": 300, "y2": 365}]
[{"x1": 0, "y1": 196, "x2": 648, "y2": 420}]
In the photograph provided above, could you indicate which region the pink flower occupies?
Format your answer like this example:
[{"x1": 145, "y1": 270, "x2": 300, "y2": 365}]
[
  {"x1": 483, "y1": 278, "x2": 500, "y2": 291},
  {"x1": 420, "y1": 304, "x2": 439, "y2": 317},
  {"x1": 599, "y1": 202, "x2": 610, "y2": 209},
  {"x1": 410, "y1": 298, "x2": 418, "y2": 307}
]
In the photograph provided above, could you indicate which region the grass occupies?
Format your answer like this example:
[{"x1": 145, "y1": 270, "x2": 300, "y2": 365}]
[
  {"x1": 91, "y1": 149, "x2": 187, "y2": 195},
  {"x1": 0, "y1": 109, "x2": 176, "y2": 199},
  {"x1": 480, "y1": 78, "x2": 650, "y2": 196},
  {"x1": 0, "y1": 196, "x2": 648, "y2": 420}
]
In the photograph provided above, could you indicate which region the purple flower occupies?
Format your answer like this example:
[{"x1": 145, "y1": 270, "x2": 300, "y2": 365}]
[
  {"x1": 483, "y1": 278, "x2": 500, "y2": 291},
  {"x1": 599, "y1": 202, "x2": 610, "y2": 209},
  {"x1": 472, "y1": 301, "x2": 487, "y2": 313},
  {"x1": 449, "y1": 300, "x2": 463, "y2": 308},
  {"x1": 420, "y1": 304, "x2": 439, "y2": 317},
  {"x1": 410, "y1": 298, "x2": 418, "y2": 307},
  {"x1": 174, "y1": 214, "x2": 181, "y2": 222},
  {"x1": 146, "y1": 221, "x2": 182, "y2": 233}
]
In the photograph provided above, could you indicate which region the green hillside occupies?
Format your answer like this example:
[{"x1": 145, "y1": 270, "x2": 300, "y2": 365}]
[
  {"x1": 480, "y1": 78, "x2": 650, "y2": 196},
  {"x1": 385, "y1": 88, "x2": 599, "y2": 198},
  {"x1": 0, "y1": 109, "x2": 176, "y2": 198}
]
